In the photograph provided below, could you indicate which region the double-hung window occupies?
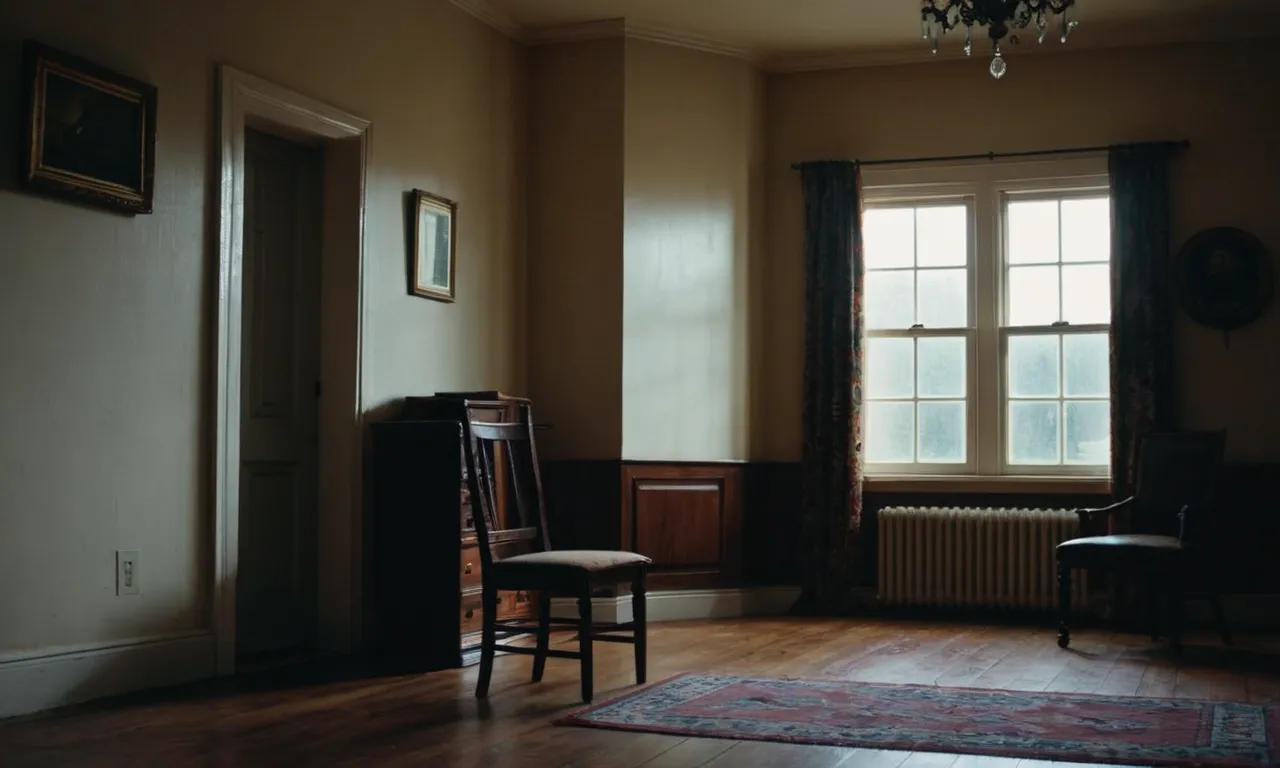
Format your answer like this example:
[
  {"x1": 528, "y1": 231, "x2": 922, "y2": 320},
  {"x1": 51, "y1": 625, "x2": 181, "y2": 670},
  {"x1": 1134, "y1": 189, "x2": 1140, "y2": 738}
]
[{"x1": 862, "y1": 161, "x2": 1112, "y2": 480}]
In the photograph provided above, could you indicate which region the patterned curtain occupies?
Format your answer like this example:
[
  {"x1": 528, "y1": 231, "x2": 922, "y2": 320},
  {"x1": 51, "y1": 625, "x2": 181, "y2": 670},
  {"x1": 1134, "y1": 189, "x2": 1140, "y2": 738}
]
[
  {"x1": 1109, "y1": 144, "x2": 1176, "y2": 504},
  {"x1": 793, "y1": 161, "x2": 864, "y2": 615}
]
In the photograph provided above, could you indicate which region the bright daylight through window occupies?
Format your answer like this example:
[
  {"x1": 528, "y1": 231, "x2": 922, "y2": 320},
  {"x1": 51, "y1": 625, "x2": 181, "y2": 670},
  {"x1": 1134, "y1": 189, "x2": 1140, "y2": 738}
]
[{"x1": 863, "y1": 178, "x2": 1111, "y2": 478}]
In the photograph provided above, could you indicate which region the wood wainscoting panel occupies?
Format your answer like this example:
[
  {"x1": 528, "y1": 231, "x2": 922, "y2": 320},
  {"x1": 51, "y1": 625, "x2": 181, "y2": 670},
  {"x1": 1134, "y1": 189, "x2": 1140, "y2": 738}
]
[
  {"x1": 540, "y1": 460, "x2": 623, "y2": 552},
  {"x1": 621, "y1": 463, "x2": 743, "y2": 590},
  {"x1": 743, "y1": 462, "x2": 803, "y2": 587}
]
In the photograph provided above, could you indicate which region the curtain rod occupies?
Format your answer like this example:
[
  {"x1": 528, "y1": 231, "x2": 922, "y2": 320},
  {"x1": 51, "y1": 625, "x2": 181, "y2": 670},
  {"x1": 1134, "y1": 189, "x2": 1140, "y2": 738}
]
[{"x1": 790, "y1": 140, "x2": 1190, "y2": 170}]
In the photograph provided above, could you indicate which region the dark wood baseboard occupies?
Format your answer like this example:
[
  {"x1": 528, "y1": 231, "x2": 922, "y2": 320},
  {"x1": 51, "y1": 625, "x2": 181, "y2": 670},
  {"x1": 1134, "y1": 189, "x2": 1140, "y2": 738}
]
[{"x1": 539, "y1": 459, "x2": 1280, "y2": 594}]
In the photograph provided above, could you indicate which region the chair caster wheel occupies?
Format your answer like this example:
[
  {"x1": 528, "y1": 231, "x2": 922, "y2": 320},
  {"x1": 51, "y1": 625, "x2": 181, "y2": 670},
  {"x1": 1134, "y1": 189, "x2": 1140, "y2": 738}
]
[{"x1": 1057, "y1": 631, "x2": 1070, "y2": 649}]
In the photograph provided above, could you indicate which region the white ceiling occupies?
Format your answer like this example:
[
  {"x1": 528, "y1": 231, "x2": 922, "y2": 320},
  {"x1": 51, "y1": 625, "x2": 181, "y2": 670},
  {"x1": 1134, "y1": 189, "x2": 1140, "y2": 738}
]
[{"x1": 469, "y1": 0, "x2": 1273, "y2": 67}]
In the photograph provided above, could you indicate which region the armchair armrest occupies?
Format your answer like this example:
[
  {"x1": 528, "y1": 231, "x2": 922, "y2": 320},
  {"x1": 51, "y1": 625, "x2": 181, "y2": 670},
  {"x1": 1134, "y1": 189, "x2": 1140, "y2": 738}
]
[
  {"x1": 1073, "y1": 497, "x2": 1133, "y2": 525},
  {"x1": 1177, "y1": 503, "x2": 1215, "y2": 546}
]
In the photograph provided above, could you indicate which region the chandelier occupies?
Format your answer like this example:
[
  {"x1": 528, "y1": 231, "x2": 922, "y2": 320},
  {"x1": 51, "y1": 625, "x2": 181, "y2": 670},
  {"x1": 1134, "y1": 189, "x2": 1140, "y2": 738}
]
[{"x1": 921, "y1": 1, "x2": 1079, "y2": 79}]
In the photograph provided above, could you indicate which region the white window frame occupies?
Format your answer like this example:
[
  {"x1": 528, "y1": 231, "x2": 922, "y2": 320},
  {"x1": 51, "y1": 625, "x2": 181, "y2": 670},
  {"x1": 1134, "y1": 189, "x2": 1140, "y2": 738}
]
[
  {"x1": 860, "y1": 157, "x2": 1112, "y2": 481},
  {"x1": 997, "y1": 187, "x2": 1112, "y2": 476},
  {"x1": 862, "y1": 193, "x2": 978, "y2": 476}
]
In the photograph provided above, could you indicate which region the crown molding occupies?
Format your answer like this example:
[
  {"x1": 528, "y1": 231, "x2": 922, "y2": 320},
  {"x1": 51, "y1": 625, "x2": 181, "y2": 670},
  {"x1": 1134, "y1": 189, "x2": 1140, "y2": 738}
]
[
  {"x1": 525, "y1": 17, "x2": 760, "y2": 64},
  {"x1": 766, "y1": 17, "x2": 1272, "y2": 73},
  {"x1": 447, "y1": 0, "x2": 526, "y2": 42},
  {"x1": 447, "y1": 3, "x2": 1273, "y2": 74},
  {"x1": 524, "y1": 17, "x2": 625, "y2": 45},
  {"x1": 622, "y1": 22, "x2": 760, "y2": 64}
]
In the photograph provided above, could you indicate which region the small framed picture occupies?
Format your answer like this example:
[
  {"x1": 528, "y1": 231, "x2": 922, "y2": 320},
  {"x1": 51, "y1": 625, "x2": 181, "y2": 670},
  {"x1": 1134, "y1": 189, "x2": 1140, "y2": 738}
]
[
  {"x1": 411, "y1": 189, "x2": 457, "y2": 302},
  {"x1": 20, "y1": 40, "x2": 158, "y2": 214}
]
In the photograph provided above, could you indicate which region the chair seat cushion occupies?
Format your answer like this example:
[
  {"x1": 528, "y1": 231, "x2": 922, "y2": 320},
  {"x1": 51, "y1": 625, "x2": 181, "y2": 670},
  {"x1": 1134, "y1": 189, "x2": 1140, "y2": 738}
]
[
  {"x1": 1057, "y1": 534, "x2": 1182, "y2": 553},
  {"x1": 495, "y1": 549, "x2": 651, "y2": 572}
]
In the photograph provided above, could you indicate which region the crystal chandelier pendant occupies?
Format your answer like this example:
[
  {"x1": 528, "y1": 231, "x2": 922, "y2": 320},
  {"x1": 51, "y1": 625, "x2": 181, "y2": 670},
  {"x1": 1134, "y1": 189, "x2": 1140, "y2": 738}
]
[
  {"x1": 989, "y1": 48, "x2": 1007, "y2": 79},
  {"x1": 921, "y1": 0, "x2": 1079, "y2": 80}
]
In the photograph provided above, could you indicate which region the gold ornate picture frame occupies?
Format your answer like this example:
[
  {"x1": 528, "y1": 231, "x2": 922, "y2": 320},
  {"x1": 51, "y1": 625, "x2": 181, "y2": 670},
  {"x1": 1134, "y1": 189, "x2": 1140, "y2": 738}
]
[
  {"x1": 21, "y1": 40, "x2": 158, "y2": 215},
  {"x1": 411, "y1": 189, "x2": 457, "y2": 302}
]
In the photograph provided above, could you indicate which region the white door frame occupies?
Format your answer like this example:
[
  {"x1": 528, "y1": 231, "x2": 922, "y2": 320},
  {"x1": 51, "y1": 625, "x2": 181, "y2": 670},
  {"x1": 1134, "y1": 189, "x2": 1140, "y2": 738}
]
[{"x1": 214, "y1": 65, "x2": 370, "y2": 675}]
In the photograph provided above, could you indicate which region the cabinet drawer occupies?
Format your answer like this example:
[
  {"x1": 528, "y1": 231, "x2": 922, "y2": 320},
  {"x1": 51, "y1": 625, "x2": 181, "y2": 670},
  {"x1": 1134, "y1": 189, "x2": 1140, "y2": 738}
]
[
  {"x1": 460, "y1": 591, "x2": 484, "y2": 636},
  {"x1": 458, "y1": 589, "x2": 536, "y2": 636},
  {"x1": 460, "y1": 548, "x2": 482, "y2": 589},
  {"x1": 499, "y1": 590, "x2": 536, "y2": 620}
]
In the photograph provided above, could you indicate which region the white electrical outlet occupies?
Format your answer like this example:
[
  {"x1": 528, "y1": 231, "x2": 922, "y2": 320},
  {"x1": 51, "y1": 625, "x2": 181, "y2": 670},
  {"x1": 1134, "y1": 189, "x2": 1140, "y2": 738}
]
[{"x1": 117, "y1": 550, "x2": 140, "y2": 596}]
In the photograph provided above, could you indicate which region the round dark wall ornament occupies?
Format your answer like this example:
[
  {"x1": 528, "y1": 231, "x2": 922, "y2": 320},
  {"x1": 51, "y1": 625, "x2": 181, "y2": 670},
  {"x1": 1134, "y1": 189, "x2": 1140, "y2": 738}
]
[{"x1": 1175, "y1": 226, "x2": 1273, "y2": 347}]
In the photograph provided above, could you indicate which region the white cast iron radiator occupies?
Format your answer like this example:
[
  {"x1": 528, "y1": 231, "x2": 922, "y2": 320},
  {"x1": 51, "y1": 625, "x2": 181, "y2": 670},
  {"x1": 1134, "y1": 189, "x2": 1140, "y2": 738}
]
[{"x1": 877, "y1": 506, "x2": 1088, "y2": 610}]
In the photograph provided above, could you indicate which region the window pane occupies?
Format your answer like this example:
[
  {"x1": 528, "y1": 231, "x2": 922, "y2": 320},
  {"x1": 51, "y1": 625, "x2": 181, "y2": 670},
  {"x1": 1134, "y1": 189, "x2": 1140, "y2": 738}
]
[
  {"x1": 1010, "y1": 401, "x2": 1060, "y2": 464},
  {"x1": 1007, "y1": 265, "x2": 1060, "y2": 326},
  {"x1": 866, "y1": 402, "x2": 914, "y2": 463},
  {"x1": 918, "y1": 401, "x2": 965, "y2": 463},
  {"x1": 867, "y1": 338, "x2": 914, "y2": 398},
  {"x1": 864, "y1": 208, "x2": 915, "y2": 269},
  {"x1": 1065, "y1": 401, "x2": 1109, "y2": 465},
  {"x1": 1063, "y1": 333, "x2": 1109, "y2": 397},
  {"x1": 1007, "y1": 200, "x2": 1060, "y2": 264},
  {"x1": 1061, "y1": 198, "x2": 1110, "y2": 263},
  {"x1": 917, "y1": 268, "x2": 967, "y2": 328},
  {"x1": 1008, "y1": 334, "x2": 1060, "y2": 397},
  {"x1": 1062, "y1": 264, "x2": 1110, "y2": 324},
  {"x1": 917, "y1": 337, "x2": 966, "y2": 398},
  {"x1": 916, "y1": 205, "x2": 967, "y2": 267},
  {"x1": 866, "y1": 270, "x2": 914, "y2": 329}
]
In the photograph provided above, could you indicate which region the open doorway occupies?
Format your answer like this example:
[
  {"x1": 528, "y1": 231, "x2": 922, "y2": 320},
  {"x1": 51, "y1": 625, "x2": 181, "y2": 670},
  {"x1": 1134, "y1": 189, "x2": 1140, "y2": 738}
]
[
  {"x1": 234, "y1": 127, "x2": 323, "y2": 665},
  {"x1": 214, "y1": 66, "x2": 369, "y2": 676}
]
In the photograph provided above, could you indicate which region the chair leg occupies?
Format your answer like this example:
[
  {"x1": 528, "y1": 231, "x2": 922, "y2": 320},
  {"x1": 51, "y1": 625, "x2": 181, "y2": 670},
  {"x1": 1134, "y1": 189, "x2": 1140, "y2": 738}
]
[
  {"x1": 532, "y1": 591, "x2": 552, "y2": 682},
  {"x1": 1209, "y1": 589, "x2": 1233, "y2": 647},
  {"x1": 475, "y1": 587, "x2": 498, "y2": 698},
  {"x1": 1057, "y1": 559, "x2": 1071, "y2": 649},
  {"x1": 632, "y1": 568, "x2": 647, "y2": 685},
  {"x1": 1146, "y1": 575, "x2": 1161, "y2": 642},
  {"x1": 578, "y1": 585, "x2": 594, "y2": 703},
  {"x1": 1169, "y1": 573, "x2": 1186, "y2": 656}
]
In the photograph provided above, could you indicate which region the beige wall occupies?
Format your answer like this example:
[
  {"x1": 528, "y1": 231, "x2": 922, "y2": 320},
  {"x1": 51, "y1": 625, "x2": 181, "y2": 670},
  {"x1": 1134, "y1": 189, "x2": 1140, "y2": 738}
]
[
  {"x1": 763, "y1": 41, "x2": 1280, "y2": 462},
  {"x1": 527, "y1": 39, "x2": 626, "y2": 460},
  {"x1": 0, "y1": 0, "x2": 527, "y2": 655},
  {"x1": 621, "y1": 40, "x2": 765, "y2": 461}
]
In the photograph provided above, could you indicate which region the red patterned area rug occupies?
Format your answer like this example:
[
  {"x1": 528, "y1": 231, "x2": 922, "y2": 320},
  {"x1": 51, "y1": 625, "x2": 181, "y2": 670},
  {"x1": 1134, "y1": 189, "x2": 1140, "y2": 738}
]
[{"x1": 554, "y1": 673, "x2": 1280, "y2": 767}]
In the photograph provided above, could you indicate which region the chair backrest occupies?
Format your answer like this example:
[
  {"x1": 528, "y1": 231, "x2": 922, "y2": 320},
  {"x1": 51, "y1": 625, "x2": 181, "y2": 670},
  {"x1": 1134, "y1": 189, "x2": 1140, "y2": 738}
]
[
  {"x1": 462, "y1": 401, "x2": 551, "y2": 573},
  {"x1": 1131, "y1": 431, "x2": 1226, "y2": 540}
]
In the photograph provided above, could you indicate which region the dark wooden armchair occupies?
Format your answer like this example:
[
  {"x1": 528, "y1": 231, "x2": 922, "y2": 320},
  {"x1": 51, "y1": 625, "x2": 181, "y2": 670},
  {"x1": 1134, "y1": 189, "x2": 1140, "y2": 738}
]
[
  {"x1": 1056, "y1": 431, "x2": 1230, "y2": 653},
  {"x1": 463, "y1": 401, "x2": 650, "y2": 703}
]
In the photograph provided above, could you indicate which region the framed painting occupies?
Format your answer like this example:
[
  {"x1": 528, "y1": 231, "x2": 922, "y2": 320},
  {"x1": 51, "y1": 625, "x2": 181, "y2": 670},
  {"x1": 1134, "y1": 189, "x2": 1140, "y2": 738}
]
[
  {"x1": 20, "y1": 40, "x2": 158, "y2": 214},
  {"x1": 411, "y1": 189, "x2": 457, "y2": 302},
  {"x1": 1176, "y1": 225, "x2": 1273, "y2": 346}
]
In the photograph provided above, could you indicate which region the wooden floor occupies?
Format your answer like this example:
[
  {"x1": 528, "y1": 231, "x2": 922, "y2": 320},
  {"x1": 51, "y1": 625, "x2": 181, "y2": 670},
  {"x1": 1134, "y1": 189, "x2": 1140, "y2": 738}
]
[{"x1": 2, "y1": 617, "x2": 1278, "y2": 767}]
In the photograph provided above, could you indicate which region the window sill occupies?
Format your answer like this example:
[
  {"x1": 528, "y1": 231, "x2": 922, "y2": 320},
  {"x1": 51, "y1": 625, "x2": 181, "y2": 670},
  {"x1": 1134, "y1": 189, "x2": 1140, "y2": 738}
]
[{"x1": 864, "y1": 475, "x2": 1111, "y2": 495}]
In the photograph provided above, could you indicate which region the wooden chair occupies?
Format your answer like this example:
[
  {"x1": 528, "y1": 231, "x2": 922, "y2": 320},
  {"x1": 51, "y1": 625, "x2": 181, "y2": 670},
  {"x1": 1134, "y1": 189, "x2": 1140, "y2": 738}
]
[
  {"x1": 1056, "y1": 431, "x2": 1231, "y2": 654},
  {"x1": 463, "y1": 401, "x2": 650, "y2": 702}
]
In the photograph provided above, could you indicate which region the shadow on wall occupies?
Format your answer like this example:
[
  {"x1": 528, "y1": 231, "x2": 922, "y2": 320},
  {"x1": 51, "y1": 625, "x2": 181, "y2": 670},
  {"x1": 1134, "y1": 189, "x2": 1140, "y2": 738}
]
[
  {"x1": 3, "y1": 395, "x2": 408, "y2": 721},
  {"x1": 0, "y1": 593, "x2": 212, "y2": 720}
]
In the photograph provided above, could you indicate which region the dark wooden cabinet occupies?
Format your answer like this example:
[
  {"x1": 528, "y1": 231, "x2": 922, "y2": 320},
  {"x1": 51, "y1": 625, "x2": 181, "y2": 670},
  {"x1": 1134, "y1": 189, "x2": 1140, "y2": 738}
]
[{"x1": 367, "y1": 392, "x2": 538, "y2": 671}]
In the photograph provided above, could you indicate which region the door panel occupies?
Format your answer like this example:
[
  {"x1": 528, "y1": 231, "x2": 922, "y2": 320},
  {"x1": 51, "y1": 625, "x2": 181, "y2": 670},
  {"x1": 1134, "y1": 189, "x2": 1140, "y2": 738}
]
[{"x1": 237, "y1": 127, "x2": 323, "y2": 658}]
